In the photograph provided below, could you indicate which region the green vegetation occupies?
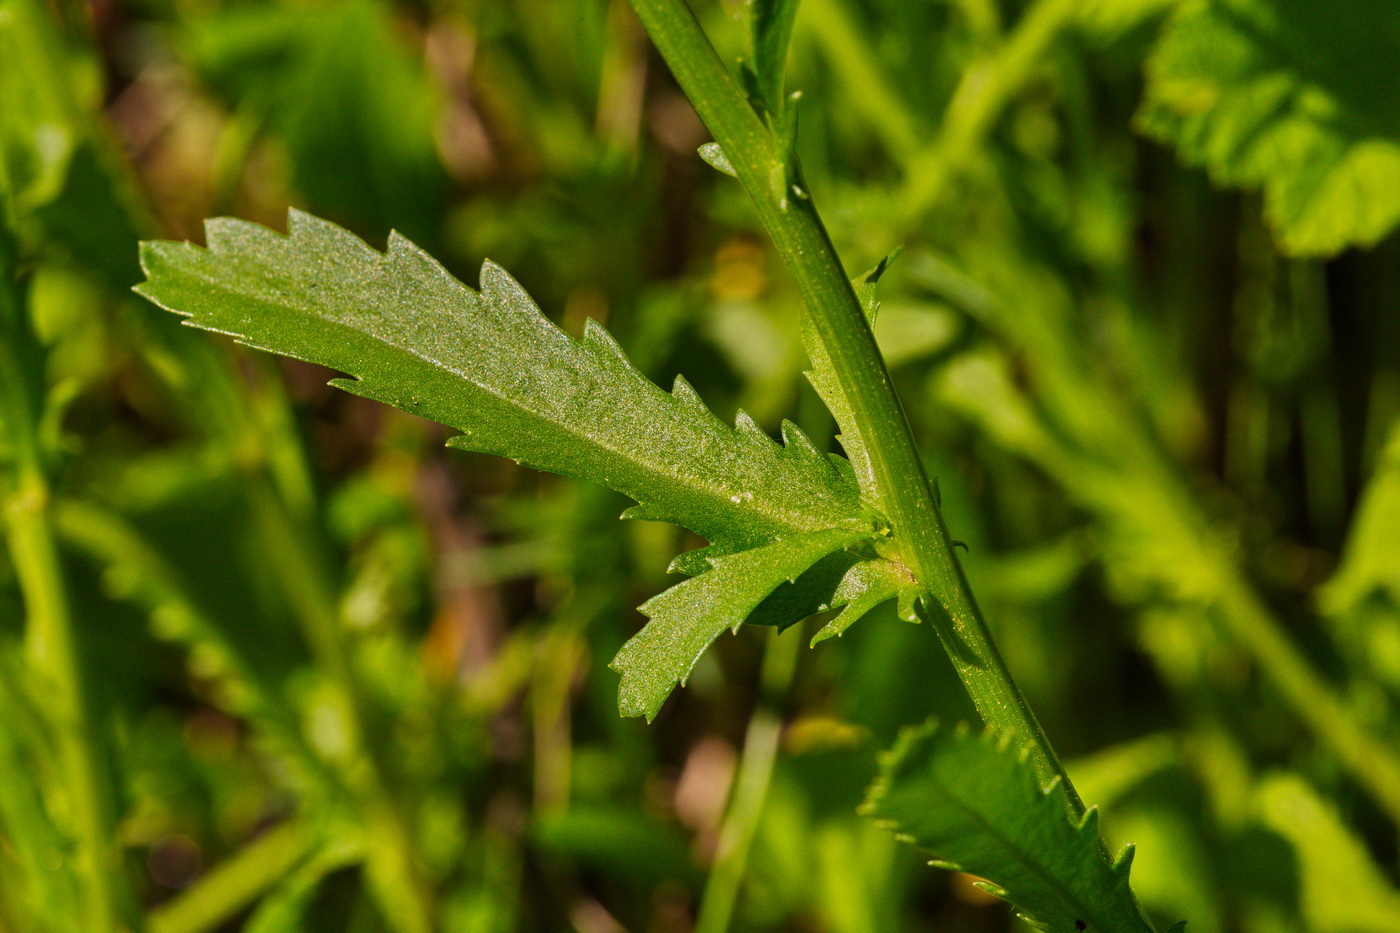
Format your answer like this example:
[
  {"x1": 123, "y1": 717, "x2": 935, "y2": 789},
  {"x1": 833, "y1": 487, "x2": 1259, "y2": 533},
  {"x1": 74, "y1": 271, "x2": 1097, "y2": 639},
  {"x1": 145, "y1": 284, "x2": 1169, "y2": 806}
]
[{"x1": 3, "y1": 0, "x2": 1400, "y2": 931}]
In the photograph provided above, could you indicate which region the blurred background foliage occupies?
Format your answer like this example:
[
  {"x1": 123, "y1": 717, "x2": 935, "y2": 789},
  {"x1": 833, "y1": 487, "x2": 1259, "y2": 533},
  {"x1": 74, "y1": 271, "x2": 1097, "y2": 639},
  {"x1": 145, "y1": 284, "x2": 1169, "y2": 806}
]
[{"x1": 2, "y1": 0, "x2": 1399, "y2": 931}]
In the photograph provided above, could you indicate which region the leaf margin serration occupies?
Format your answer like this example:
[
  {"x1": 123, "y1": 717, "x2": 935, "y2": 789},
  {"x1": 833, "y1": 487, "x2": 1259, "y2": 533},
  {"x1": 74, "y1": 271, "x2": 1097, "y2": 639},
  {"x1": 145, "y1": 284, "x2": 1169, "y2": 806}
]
[
  {"x1": 134, "y1": 209, "x2": 870, "y2": 552},
  {"x1": 610, "y1": 526, "x2": 874, "y2": 721},
  {"x1": 862, "y1": 720, "x2": 1159, "y2": 933}
]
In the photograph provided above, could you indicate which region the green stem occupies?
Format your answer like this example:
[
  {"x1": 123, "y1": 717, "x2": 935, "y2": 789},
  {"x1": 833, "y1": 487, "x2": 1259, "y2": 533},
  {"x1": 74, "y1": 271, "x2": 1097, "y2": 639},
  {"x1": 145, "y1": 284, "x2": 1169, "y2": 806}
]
[
  {"x1": 801, "y1": 0, "x2": 1077, "y2": 227},
  {"x1": 1, "y1": 236, "x2": 136, "y2": 932},
  {"x1": 898, "y1": 0, "x2": 1078, "y2": 224},
  {"x1": 246, "y1": 483, "x2": 435, "y2": 933},
  {"x1": 147, "y1": 821, "x2": 315, "y2": 933},
  {"x1": 625, "y1": 0, "x2": 1081, "y2": 810},
  {"x1": 1191, "y1": 514, "x2": 1400, "y2": 824},
  {"x1": 3, "y1": 471, "x2": 135, "y2": 933},
  {"x1": 695, "y1": 627, "x2": 800, "y2": 933}
]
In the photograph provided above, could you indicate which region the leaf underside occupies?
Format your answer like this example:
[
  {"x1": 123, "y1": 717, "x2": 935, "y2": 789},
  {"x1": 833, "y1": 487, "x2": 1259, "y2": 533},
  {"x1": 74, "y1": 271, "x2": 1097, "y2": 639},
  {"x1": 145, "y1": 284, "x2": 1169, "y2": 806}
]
[
  {"x1": 863, "y1": 722, "x2": 1157, "y2": 933},
  {"x1": 611, "y1": 526, "x2": 871, "y2": 721},
  {"x1": 135, "y1": 211, "x2": 911, "y2": 718}
]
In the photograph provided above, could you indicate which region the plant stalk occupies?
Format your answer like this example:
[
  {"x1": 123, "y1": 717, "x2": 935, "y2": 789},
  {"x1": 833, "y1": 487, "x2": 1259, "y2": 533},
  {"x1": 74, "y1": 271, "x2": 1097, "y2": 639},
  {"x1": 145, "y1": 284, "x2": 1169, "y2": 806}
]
[
  {"x1": 4, "y1": 471, "x2": 135, "y2": 933},
  {"x1": 246, "y1": 482, "x2": 435, "y2": 933},
  {"x1": 625, "y1": 0, "x2": 1082, "y2": 810},
  {"x1": 1, "y1": 236, "x2": 136, "y2": 933},
  {"x1": 695, "y1": 626, "x2": 801, "y2": 933},
  {"x1": 147, "y1": 820, "x2": 315, "y2": 933}
]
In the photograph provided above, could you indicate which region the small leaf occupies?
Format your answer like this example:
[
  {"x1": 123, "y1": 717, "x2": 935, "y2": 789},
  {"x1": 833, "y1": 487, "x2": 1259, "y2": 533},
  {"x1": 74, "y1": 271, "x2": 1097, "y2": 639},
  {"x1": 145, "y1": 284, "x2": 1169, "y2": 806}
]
[
  {"x1": 698, "y1": 142, "x2": 738, "y2": 177},
  {"x1": 864, "y1": 722, "x2": 1157, "y2": 933},
  {"x1": 611, "y1": 526, "x2": 869, "y2": 721},
  {"x1": 750, "y1": 0, "x2": 801, "y2": 119},
  {"x1": 736, "y1": 543, "x2": 915, "y2": 639},
  {"x1": 1139, "y1": 0, "x2": 1400, "y2": 255},
  {"x1": 809, "y1": 557, "x2": 918, "y2": 644},
  {"x1": 136, "y1": 212, "x2": 868, "y2": 554},
  {"x1": 802, "y1": 252, "x2": 898, "y2": 495}
]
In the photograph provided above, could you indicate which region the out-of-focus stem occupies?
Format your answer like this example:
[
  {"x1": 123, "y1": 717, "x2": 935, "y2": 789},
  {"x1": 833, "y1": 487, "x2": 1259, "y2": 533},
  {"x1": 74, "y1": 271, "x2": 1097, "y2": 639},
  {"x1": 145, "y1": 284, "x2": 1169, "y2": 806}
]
[
  {"x1": 1, "y1": 234, "x2": 136, "y2": 933},
  {"x1": 4, "y1": 470, "x2": 135, "y2": 933},
  {"x1": 802, "y1": 0, "x2": 919, "y2": 161},
  {"x1": 695, "y1": 627, "x2": 800, "y2": 933},
  {"x1": 147, "y1": 821, "x2": 315, "y2": 933},
  {"x1": 246, "y1": 482, "x2": 435, "y2": 933},
  {"x1": 898, "y1": 0, "x2": 1078, "y2": 224},
  {"x1": 923, "y1": 252, "x2": 1400, "y2": 827}
]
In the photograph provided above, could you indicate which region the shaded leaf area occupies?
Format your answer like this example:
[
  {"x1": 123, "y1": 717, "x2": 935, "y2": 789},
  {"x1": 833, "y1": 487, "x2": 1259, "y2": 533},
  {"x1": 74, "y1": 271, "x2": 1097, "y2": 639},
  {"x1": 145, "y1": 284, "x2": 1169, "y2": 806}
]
[
  {"x1": 864, "y1": 723, "x2": 1157, "y2": 933},
  {"x1": 1139, "y1": 0, "x2": 1400, "y2": 255},
  {"x1": 744, "y1": 546, "x2": 920, "y2": 646},
  {"x1": 137, "y1": 211, "x2": 869, "y2": 553},
  {"x1": 613, "y1": 526, "x2": 871, "y2": 720}
]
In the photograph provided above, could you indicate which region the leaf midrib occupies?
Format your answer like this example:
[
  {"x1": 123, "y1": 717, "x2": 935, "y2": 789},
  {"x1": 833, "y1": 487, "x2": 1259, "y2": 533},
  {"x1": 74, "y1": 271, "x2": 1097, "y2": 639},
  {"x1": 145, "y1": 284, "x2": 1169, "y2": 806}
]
[
  {"x1": 905, "y1": 774, "x2": 1116, "y2": 932},
  {"x1": 155, "y1": 252, "x2": 858, "y2": 539}
]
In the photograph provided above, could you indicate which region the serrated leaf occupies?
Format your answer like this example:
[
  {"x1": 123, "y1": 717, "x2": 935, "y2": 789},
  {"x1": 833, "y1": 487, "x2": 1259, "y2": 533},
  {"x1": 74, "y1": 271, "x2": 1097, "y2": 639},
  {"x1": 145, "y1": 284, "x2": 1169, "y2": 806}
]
[
  {"x1": 1138, "y1": 0, "x2": 1400, "y2": 255},
  {"x1": 802, "y1": 253, "x2": 897, "y2": 497},
  {"x1": 810, "y1": 557, "x2": 920, "y2": 643},
  {"x1": 751, "y1": 0, "x2": 801, "y2": 119},
  {"x1": 737, "y1": 542, "x2": 916, "y2": 639},
  {"x1": 864, "y1": 722, "x2": 1157, "y2": 933},
  {"x1": 135, "y1": 211, "x2": 868, "y2": 554},
  {"x1": 611, "y1": 526, "x2": 868, "y2": 721}
]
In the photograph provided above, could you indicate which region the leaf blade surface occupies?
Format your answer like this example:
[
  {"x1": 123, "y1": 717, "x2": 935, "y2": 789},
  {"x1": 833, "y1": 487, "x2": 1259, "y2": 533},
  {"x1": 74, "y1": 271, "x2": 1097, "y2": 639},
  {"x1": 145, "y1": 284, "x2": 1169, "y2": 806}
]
[
  {"x1": 1139, "y1": 0, "x2": 1400, "y2": 255},
  {"x1": 612, "y1": 526, "x2": 869, "y2": 721},
  {"x1": 864, "y1": 723, "x2": 1156, "y2": 933},
  {"x1": 136, "y1": 211, "x2": 867, "y2": 550}
]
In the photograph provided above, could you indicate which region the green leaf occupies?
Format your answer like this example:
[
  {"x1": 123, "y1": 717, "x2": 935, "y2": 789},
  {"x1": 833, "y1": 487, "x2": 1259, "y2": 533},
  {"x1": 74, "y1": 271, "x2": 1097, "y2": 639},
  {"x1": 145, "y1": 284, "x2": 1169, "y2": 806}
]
[
  {"x1": 803, "y1": 253, "x2": 896, "y2": 497},
  {"x1": 863, "y1": 722, "x2": 1157, "y2": 933},
  {"x1": 1256, "y1": 773, "x2": 1400, "y2": 933},
  {"x1": 1139, "y1": 0, "x2": 1400, "y2": 255},
  {"x1": 611, "y1": 526, "x2": 869, "y2": 721},
  {"x1": 739, "y1": 544, "x2": 918, "y2": 640},
  {"x1": 135, "y1": 211, "x2": 868, "y2": 553},
  {"x1": 809, "y1": 557, "x2": 919, "y2": 644},
  {"x1": 751, "y1": 0, "x2": 802, "y2": 118}
]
